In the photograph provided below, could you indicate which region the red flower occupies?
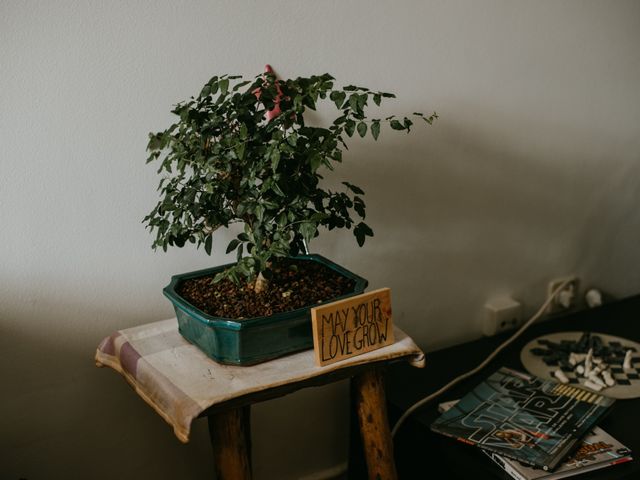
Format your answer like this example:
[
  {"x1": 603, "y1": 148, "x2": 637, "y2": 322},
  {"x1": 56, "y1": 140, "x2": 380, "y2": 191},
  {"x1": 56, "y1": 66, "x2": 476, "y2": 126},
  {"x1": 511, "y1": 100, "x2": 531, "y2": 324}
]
[{"x1": 253, "y1": 64, "x2": 283, "y2": 121}]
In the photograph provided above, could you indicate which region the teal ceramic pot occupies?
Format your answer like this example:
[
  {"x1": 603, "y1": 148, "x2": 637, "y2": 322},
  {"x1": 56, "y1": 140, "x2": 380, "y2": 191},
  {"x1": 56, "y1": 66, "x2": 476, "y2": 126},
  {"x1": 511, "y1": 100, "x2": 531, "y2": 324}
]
[{"x1": 163, "y1": 254, "x2": 368, "y2": 365}]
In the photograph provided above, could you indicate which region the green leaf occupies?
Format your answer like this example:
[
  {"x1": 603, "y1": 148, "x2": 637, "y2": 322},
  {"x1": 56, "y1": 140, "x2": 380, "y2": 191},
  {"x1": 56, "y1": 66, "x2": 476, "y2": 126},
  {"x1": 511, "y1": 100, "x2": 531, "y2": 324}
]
[
  {"x1": 342, "y1": 181, "x2": 364, "y2": 194},
  {"x1": 302, "y1": 95, "x2": 316, "y2": 110},
  {"x1": 310, "y1": 212, "x2": 329, "y2": 223},
  {"x1": 232, "y1": 80, "x2": 251, "y2": 91},
  {"x1": 354, "y1": 222, "x2": 374, "y2": 247},
  {"x1": 357, "y1": 122, "x2": 367, "y2": 138},
  {"x1": 205, "y1": 235, "x2": 213, "y2": 255},
  {"x1": 348, "y1": 94, "x2": 359, "y2": 112},
  {"x1": 390, "y1": 119, "x2": 404, "y2": 130},
  {"x1": 226, "y1": 239, "x2": 240, "y2": 254},
  {"x1": 200, "y1": 84, "x2": 211, "y2": 97},
  {"x1": 271, "y1": 182, "x2": 285, "y2": 197},
  {"x1": 213, "y1": 271, "x2": 226, "y2": 283},
  {"x1": 299, "y1": 222, "x2": 316, "y2": 243},
  {"x1": 219, "y1": 78, "x2": 229, "y2": 95},
  {"x1": 330, "y1": 91, "x2": 346, "y2": 109},
  {"x1": 357, "y1": 94, "x2": 367, "y2": 111},
  {"x1": 373, "y1": 93, "x2": 381, "y2": 106},
  {"x1": 354, "y1": 196, "x2": 366, "y2": 218},
  {"x1": 345, "y1": 120, "x2": 356, "y2": 137},
  {"x1": 332, "y1": 115, "x2": 347, "y2": 126},
  {"x1": 309, "y1": 153, "x2": 322, "y2": 171},
  {"x1": 210, "y1": 80, "x2": 219, "y2": 95},
  {"x1": 255, "y1": 204, "x2": 265, "y2": 222},
  {"x1": 236, "y1": 142, "x2": 246, "y2": 159},
  {"x1": 371, "y1": 120, "x2": 381, "y2": 140},
  {"x1": 271, "y1": 148, "x2": 281, "y2": 171},
  {"x1": 270, "y1": 241, "x2": 289, "y2": 257},
  {"x1": 233, "y1": 263, "x2": 246, "y2": 277}
]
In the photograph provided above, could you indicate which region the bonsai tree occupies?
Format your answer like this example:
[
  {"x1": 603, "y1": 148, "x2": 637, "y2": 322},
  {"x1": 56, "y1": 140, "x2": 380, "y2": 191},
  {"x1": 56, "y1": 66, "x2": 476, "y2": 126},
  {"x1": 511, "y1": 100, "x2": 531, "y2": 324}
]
[{"x1": 144, "y1": 67, "x2": 437, "y2": 293}]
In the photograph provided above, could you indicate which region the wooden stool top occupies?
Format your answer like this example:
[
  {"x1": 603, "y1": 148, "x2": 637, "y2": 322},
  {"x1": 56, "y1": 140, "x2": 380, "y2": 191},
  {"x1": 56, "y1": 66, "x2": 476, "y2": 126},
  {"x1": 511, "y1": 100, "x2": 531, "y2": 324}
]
[{"x1": 95, "y1": 318, "x2": 425, "y2": 443}]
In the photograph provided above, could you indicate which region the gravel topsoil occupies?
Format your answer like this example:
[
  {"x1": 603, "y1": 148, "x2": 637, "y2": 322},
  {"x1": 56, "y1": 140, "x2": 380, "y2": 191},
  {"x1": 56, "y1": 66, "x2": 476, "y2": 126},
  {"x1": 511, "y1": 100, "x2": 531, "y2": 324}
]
[{"x1": 176, "y1": 258, "x2": 357, "y2": 319}]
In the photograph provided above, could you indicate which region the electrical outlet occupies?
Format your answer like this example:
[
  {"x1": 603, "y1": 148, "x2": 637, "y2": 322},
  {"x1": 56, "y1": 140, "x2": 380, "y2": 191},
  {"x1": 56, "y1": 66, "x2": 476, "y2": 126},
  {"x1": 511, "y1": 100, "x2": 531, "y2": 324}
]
[
  {"x1": 483, "y1": 296, "x2": 523, "y2": 336},
  {"x1": 546, "y1": 276, "x2": 580, "y2": 314}
]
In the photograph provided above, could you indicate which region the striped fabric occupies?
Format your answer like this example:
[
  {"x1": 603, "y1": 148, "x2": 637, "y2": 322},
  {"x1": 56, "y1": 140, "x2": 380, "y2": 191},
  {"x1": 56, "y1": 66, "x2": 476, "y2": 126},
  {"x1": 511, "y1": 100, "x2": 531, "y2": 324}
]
[{"x1": 95, "y1": 318, "x2": 425, "y2": 442}]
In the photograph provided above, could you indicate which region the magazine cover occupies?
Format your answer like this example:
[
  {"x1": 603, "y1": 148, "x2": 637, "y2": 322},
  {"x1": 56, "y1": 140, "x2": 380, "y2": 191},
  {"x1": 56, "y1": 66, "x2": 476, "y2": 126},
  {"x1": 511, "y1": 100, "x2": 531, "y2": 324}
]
[
  {"x1": 438, "y1": 399, "x2": 632, "y2": 480},
  {"x1": 485, "y1": 426, "x2": 632, "y2": 480},
  {"x1": 430, "y1": 367, "x2": 616, "y2": 471}
]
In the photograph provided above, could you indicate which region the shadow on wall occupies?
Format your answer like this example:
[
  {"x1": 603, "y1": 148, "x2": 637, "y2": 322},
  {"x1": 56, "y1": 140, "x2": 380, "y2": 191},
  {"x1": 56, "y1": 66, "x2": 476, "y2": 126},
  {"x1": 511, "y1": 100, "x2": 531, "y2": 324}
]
[
  {"x1": 575, "y1": 163, "x2": 640, "y2": 296},
  {"x1": 319, "y1": 114, "x2": 637, "y2": 350},
  {"x1": 251, "y1": 380, "x2": 351, "y2": 480},
  {"x1": 0, "y1": 291, "x2": 352, "y2": 480},
  {"x1": 0, "y1": 302, "x2": 214, "y2": 480}
]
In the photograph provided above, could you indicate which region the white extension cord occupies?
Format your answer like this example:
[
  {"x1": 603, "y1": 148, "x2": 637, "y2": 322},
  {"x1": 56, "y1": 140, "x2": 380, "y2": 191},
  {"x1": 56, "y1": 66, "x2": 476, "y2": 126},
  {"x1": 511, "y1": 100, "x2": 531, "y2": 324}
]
[{"x1": 391, "y1": 279, "x2": 573, "y2": 438}]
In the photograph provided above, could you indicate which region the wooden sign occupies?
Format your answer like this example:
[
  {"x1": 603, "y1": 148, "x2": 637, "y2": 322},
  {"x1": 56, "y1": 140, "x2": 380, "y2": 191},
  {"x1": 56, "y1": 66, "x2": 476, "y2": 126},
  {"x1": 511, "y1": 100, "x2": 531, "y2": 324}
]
[{"x1": 311, "y1": 288, "x2": 394, "y2": 367}]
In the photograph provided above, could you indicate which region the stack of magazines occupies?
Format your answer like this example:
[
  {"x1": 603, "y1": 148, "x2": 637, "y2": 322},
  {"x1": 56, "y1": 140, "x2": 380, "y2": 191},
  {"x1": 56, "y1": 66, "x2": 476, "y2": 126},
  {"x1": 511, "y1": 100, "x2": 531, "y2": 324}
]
[{"x1": 431, "y1": 367, "x2": 632, "y2": 480}]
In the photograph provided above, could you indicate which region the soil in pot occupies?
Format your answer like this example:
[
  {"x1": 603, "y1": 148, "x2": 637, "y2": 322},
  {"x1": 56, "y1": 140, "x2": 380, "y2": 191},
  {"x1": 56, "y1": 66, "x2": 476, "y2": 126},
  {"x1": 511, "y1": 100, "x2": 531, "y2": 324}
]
[{"x1": 176, "y1": 257, "x2": 356, "y2": 319}]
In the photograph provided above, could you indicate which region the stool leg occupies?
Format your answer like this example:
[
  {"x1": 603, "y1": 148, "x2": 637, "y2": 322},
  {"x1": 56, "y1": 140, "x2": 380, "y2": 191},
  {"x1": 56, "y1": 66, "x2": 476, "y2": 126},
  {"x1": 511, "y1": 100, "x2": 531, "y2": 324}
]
[
  {"x1": 208, "y1": 406, "x2": 252, "y2": 480},
  {"x1": 352, "y1": 367, "x2": 398, "y2": 480}
]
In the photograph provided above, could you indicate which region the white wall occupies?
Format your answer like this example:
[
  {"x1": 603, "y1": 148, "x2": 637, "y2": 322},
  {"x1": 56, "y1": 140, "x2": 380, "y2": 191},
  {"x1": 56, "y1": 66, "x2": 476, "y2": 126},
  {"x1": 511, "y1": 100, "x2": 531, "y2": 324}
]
[{"x1": 2, "y1": 1, "x2": 639, "y2": 478}]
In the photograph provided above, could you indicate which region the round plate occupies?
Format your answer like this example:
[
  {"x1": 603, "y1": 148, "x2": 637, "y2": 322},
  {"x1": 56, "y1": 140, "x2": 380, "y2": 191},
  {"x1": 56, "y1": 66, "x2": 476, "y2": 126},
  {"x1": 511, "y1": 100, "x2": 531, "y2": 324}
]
[{"x1": 520, "y1": 331, "x2": 640, "y2": 399}]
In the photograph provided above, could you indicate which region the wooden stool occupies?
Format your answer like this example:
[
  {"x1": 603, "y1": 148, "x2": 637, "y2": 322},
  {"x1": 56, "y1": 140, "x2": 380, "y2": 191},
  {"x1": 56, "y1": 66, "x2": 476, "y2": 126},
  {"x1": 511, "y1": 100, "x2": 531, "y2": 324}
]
[
  {"x1": 203, "y1": 366, "x2": 396, "y2": 480},
  {"x1": 95, "y1": 319, "x2": 424, "y2": 480}
]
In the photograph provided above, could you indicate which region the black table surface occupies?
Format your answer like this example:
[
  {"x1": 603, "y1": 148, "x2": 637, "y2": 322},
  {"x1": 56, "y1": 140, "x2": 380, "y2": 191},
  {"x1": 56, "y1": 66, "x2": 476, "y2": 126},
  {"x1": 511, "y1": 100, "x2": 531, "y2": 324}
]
[{"x1": 386, "y1": 294, "x2": 640, "y2": 480}]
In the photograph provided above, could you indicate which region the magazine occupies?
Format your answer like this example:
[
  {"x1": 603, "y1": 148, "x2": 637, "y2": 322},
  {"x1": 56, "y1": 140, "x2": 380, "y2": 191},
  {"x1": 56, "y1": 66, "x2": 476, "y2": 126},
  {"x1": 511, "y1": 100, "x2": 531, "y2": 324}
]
[
  {"x1": 430, "y1": 367, "x2": 616, "y2": 471},
  {"x1": 438, "y1": 400, "x2": 632, "y2": 480}
]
